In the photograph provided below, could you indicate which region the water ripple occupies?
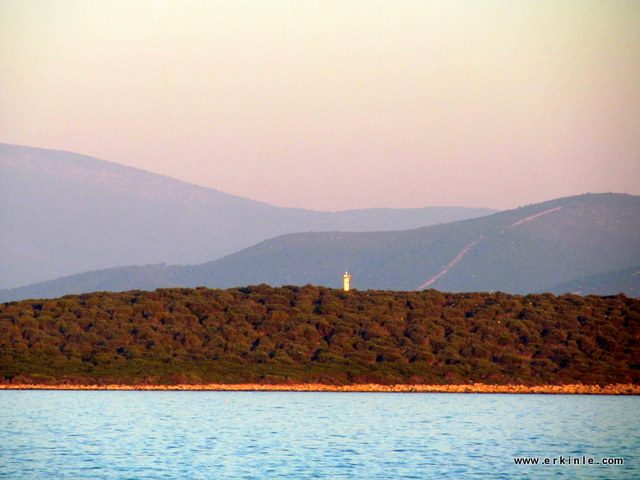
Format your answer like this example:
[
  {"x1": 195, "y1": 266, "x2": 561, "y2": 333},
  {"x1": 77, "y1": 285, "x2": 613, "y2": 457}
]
[{"x1": 0, "y1": 392, "x2": 637, "y2": 479}]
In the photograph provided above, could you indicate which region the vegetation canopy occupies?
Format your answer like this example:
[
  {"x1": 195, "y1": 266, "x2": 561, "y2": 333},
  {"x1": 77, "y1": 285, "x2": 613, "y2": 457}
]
[{"x1": 1, "y1": 286, "x2": 638, "y2": 386}]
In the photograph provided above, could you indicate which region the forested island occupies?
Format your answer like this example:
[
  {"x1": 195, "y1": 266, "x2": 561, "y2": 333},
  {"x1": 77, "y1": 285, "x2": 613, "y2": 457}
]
[{"x1": 1, "y1": 286, "x2": 638, "y2": 389}]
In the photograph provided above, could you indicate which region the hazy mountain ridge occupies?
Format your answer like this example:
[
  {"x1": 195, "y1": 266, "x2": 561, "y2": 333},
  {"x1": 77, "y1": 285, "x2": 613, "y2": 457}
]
[
  {"x1": 0, "y1": 144, "x2": 494, "y2": 288},
  {"x1": 2, "y1": 192, "x2": 638, "y2": 301},
  {"x1": 188, "y1": 192, "x2": 640, "y2": 294}
]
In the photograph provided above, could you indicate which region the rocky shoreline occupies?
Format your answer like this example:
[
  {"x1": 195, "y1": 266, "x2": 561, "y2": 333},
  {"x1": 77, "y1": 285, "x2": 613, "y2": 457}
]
[{"x1": 1, "y1": 383, "x2": 638, "y2": 394}]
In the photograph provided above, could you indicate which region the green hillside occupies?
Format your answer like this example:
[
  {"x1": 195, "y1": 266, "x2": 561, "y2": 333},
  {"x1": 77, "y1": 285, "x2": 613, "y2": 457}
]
[{"x1": 1, "y1": 286, "x2": 638, "y2": 386}]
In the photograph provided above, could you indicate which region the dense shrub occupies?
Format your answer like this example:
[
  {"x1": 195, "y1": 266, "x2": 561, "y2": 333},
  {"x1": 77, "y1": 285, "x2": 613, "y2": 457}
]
[{"x1": 0, "y1": 286, "x2": 638, "y2": 385}]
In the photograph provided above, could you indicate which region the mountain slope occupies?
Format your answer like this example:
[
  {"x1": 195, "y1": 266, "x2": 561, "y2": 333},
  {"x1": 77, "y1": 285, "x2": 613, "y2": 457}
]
[
  {"x1": 2, "y1": 193, "x2": 638, "y2": 300},
  {"x1": 548, "y1": 266, "x2": 640, "y2": 297},
  {"x1": 0, "y1": 144, "x2": 494, "y2": 288},
  {"x1": 187, "y1": 192, "x2": 640, "y2": 293}
]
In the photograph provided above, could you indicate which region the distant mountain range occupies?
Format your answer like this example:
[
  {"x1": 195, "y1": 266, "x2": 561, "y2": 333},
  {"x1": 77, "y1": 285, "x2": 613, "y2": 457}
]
[
  {"x1": 0, "y1": 144, "x2": 494, "y2": 288},
  {"x1": 2, "y1": 192, "x2": 638, "y2": 301}
]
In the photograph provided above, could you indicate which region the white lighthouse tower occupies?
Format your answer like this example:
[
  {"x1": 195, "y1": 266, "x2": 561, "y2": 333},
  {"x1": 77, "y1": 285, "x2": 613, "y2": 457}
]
[{"x1": 343, "y1": 271, "x2": 351, "y2": 292}]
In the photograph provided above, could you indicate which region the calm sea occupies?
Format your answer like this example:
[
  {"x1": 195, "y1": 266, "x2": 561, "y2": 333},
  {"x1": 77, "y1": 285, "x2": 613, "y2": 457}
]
[{"x1": 0, "y1": 391, "x2": 638, "y2": 479}]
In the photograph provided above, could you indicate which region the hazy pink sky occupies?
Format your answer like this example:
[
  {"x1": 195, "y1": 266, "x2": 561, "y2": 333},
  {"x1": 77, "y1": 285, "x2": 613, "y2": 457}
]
[{"x1": 1, "y1": 0, "x2": 639, "y2": 210}]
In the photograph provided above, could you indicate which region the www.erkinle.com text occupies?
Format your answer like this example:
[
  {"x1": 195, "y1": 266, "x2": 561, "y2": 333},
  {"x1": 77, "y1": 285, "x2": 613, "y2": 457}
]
[{"x1": 514, "y1": 456, "x2": 624, "y2": 466}]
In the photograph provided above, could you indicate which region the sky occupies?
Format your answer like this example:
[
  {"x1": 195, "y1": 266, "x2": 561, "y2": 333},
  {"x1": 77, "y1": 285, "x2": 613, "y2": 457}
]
[{"x1": 1, "y1": 0, "x2": 639, "y2": 211}]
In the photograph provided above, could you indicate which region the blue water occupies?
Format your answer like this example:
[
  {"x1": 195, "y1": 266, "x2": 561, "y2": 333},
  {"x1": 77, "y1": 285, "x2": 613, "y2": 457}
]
[{"x1": 0, "y1": 392, "x2": 638, "y2": 479}]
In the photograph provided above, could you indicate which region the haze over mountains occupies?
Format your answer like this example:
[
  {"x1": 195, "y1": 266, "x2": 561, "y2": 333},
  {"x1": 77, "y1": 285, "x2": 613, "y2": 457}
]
[
  {"x1": 3, "y1": 192, "x2": 638, "y2": 301},
  {"x1": 0, "y1": 144, "x2": 494, "y2": 288}
]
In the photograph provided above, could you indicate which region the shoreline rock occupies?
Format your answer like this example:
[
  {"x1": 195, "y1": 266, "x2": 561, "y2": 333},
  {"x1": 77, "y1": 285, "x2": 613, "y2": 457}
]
[{"x1": 0, "y1": 383, "x2": 638, "y2": 395}]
